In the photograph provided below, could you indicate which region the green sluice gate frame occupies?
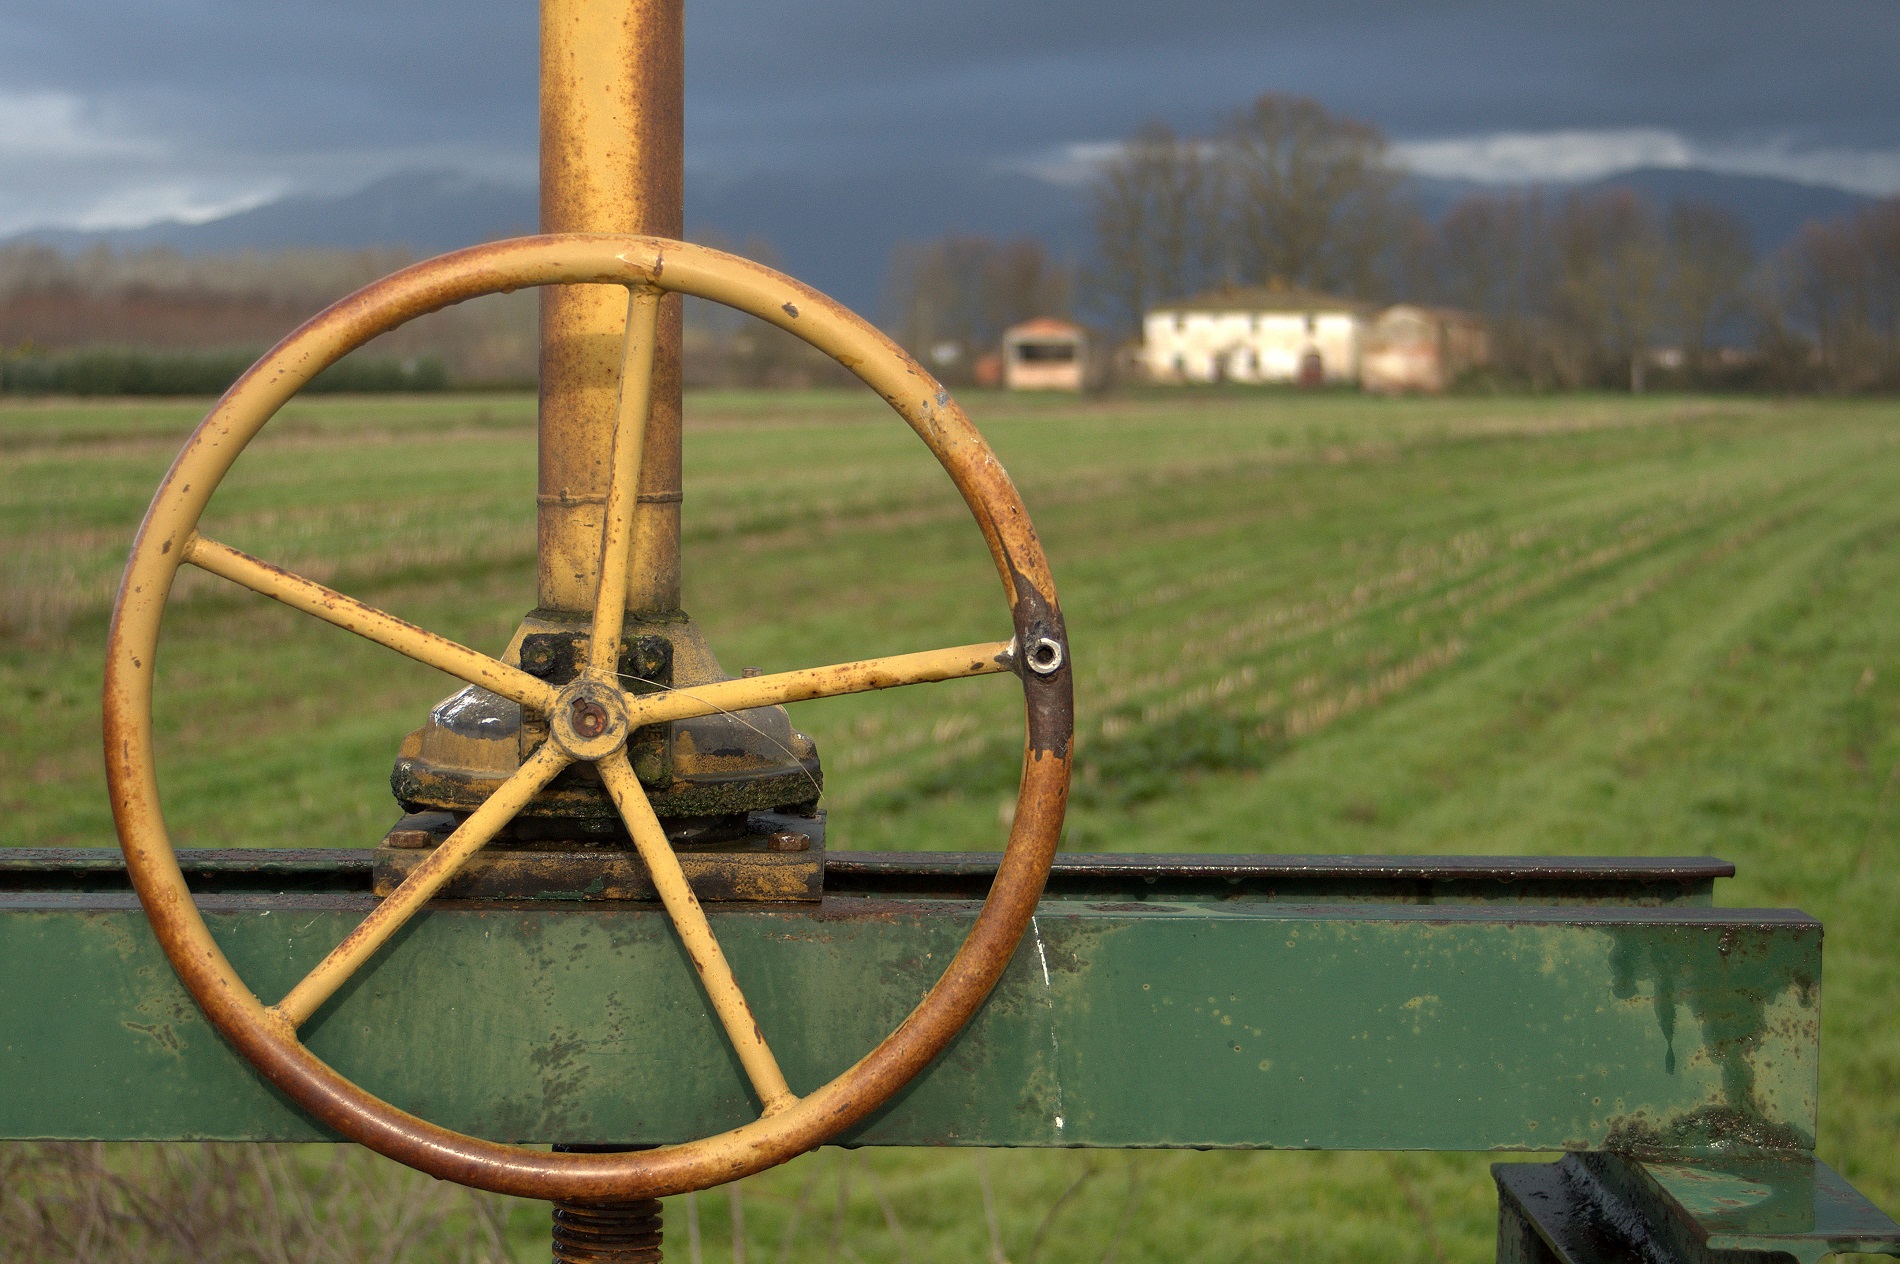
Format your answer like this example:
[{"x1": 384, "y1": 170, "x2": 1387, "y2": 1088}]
[{"x1": 5, "y1": 848, "x2": 1897, "y2": 1260}]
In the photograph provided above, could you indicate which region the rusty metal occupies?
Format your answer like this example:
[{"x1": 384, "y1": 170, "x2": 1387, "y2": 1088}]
[
  {"x1": 551, "y1": 1146, "x2": 665, "y2": 1264},
  {"x1": 0, "y1": 848, "x2": 377, "y2": 893},
  {"x1": 824, "y1": 852, "x2": 1735, "y2": 906},
  {"x1": 2, "y1": 846, "x2": 1724, "y2": 904},
  {"x1": 571, "y1": 699, "x2": 610, "y2": 738},
  {"x1": 101, "y1": 234, "x2": 1072, "y2": 1201},
  {"x1": 1494, "y1": 1153, "x2": 1900, "y2": 1263},
  {"x1": 0, "y1": 841, "x2": 1722, "y2": 908},
  {"x1": 373, "y1": 811, "x2": 826, "y2": 902},
  {"x1": 552, "y1": 1200, "x2": 666, "y2": 1263},
  {"x1": 1022, "y1": 635, "x2": 1064, "y2": 675},
  {"x1": 538, "y1": 0, "x2": 682, "y2": 616}
]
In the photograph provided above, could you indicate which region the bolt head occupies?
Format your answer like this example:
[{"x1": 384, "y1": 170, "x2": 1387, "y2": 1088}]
[{"x1": 570, "y1": 698, "x2": 608, "y2": 738}]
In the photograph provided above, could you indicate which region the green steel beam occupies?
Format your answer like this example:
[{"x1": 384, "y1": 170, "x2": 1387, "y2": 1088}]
[{"x1": 0, "y1": 890, "x2": 1818, "y2": 1150}]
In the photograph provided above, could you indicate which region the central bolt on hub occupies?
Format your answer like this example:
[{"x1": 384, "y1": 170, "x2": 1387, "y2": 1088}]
[
  {"x1": 545, "y1": 678, "x2": 635, "y2": 760},
  {"x1": 571, "y1": 697, "x2": 609, "y2": 739}
]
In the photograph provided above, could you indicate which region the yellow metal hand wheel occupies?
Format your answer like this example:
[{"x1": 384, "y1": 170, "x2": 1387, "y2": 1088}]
[{"x1": 103, "y1": 235, "x2": 1073, "y2": 1200}]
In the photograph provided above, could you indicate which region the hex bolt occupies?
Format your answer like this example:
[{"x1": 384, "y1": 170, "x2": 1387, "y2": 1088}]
[
  {"x1": 1025, "y1": 636, "x2": 1064, "y2": 675},
  {"x1": 767, "y1": 831, "x2": 812, "y2": 852},
  {"x1": 571, "y1": 697, "x2": 609, "y2": 739}
]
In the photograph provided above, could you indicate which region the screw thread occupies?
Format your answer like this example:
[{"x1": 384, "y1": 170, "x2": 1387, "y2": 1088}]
[{"x1": 551, "y1": 1198, "x2": 664, "y2": 1263}]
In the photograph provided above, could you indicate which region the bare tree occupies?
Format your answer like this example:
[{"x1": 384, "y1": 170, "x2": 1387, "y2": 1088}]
[
  {"x1": 1431, "y1": 191, "x2": 1586, "y2": 387},
  {"x1": 1434, "y1": 188, "x2": 1671, "y2": 391},
  {"x1": 1088, "y1": 121, "x2": 1222, "y2": 332},
  {"x1": 1552, "y1": 189, "x2": 1666, "y2": 391},
  {"x1": 1666, "y1": 201, "x2": 1754, "y2": 380},
  {"x1": 1437, "y1": 193, "x2": 1536, "y2": 319},
  {"x1": 1220, "y1": 94, "x2": 1405, "y2": 297},
  {"x1": 984, "y1": 238, "x2": 1074, "y2": 343},
  {"x1": 884, "y1": 235, "x2": 1070, "y2": 381},
  {"x1": 1780, "y1": 197, "x2": 1900, "y2": 389},
  {"x1": 1869, "y1": 198, "x2": 1900, "y2": 350}
]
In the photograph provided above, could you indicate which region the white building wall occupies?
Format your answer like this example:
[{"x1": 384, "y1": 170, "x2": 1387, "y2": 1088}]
[{"x1": 1143, "y1": 309, "x2": 1363, "y2": 384}]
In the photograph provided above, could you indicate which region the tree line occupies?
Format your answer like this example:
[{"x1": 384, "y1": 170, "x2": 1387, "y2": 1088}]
[
  {"x1": 0, "y1": 242, "x2": 536, "y2": 389},
  {"x1": 0, "y1": 234, "x2": 863, "y2": 392}
]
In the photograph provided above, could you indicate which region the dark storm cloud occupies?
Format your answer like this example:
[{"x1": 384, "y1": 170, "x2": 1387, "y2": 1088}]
[
  {"x1": 681, "y1": 0, "x2": 1900, "y2": 161},
  {"x1": 0, "y1": 0, "x2": 537, "y2": 152},
  {"x1": 1, "y1": 1, "x2": 1897, "y2": 231}
]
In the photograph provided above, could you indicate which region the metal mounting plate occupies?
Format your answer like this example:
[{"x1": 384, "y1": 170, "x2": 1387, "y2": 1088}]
[{"x1": 1495, "y1": 1153, "x2": 1900, "y2": 1263}]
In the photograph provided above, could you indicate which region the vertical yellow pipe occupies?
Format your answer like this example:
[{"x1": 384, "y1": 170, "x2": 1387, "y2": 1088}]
[{"x1": 539, "y1": 0, "x2": 684, "y2": 615}]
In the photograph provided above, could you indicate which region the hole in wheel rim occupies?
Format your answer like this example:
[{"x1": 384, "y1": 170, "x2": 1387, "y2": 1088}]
[{"x1": 1026, "y1": 637, "x2": 1064, "y2": 675}]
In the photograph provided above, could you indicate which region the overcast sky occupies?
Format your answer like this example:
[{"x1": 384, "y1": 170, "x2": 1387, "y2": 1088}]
[{"x1": 2, "y1": 0, "x2": 1897, "y2": 236}]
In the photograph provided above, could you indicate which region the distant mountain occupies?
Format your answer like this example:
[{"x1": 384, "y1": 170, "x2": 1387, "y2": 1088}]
[
  {"x1": 4, "y1": 165, "x2": 1086, "y2": 317},
  {"x1": 4, "y1": 163, "x2": 1879, "y2": 316},
  {"x1": 13, "y1": 170, "x2": 540, "y2": 259}
]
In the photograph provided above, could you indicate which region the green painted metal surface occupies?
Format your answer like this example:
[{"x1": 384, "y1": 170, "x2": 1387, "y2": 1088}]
[{"x1": 0, "y1": 892, "x2": 1818, "y2": 1150}]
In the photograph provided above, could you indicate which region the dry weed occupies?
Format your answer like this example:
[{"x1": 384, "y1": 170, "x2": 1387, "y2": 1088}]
[{"x1": 0, "y1": 1142, "x2": 519, "y2": 1264}]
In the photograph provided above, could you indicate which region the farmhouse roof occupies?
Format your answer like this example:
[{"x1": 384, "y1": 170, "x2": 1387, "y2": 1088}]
[
  {"x1": 1375, "y1": 302, "x2": 1485, "y2": 325},
  {"x1": 1005, "y1": 317, "x2": 1085, "y2": 338},
  {"x1": 1149, "y1": 284, "x2": 1371, "y2": 316}
]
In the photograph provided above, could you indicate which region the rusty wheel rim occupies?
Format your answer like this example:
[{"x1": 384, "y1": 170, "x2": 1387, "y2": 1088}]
[{"x1": 103, "y1": 235, "x2": 1073, "y2": 1200}]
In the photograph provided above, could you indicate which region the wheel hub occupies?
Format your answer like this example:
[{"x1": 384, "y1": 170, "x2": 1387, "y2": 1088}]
[{"x1": 549, "y1": 675, "x2": 631, "y2": 760}]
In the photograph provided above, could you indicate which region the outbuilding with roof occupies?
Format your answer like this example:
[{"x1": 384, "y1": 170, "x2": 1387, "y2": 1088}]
[{"x1": 1002, "y1": 317, "x2": 1089, "y2": 391}]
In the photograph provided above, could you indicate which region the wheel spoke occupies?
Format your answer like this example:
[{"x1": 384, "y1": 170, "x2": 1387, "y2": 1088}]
[
  {"x1": 597, "y1": 752, "x2": 799, "y2": 1117},
  {"x1": 622, "y1": 639, "x2": 1015, "y2": 728},
  {"x1": 588, "y1": 285, "x2": 663, "y2": 673},
  {"x1": 270, "y1": 742, "x2": 571, "y2": 1031},
  {"x1": 184, "y1": 534, "x2": 558, "y2": 712}
]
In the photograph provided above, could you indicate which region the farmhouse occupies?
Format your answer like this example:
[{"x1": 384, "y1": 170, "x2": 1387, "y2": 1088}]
[
  {"x1": 1362, "y1": 304, "x2": 1490, "y2": 394},
  {"x1": 1142, "y1": 284, "x2": 1368, "y2": 386},
  {"x1": 1142, "y1": 286, "x2": 1491, "y2": 392},
  {"x1": 1001, "y1": 317, "x2": 1088, "y2": 391}
]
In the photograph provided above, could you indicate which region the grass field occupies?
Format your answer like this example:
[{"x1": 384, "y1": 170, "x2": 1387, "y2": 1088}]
[{"x1": 2, "y1": 386, "x2": 1897, "y2": 1261}]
